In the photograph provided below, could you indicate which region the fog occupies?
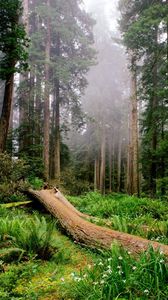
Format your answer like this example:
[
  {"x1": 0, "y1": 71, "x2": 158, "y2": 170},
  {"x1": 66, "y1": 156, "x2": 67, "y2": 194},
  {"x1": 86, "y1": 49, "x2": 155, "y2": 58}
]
[{"x1": 68, "y1": 0, "x2": 131, "y2": 191}]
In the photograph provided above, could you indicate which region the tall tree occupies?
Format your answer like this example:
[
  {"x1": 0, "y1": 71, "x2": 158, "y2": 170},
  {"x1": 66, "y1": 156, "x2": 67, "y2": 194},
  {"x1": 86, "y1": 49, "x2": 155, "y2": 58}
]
[{"x1": 0, "y1": 0, "x2": 28, "y2": 152}]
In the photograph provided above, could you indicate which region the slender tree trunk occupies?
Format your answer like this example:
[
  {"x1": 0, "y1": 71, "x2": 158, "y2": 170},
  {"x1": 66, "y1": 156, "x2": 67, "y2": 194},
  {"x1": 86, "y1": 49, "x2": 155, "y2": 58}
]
[
  {"x1": 0, "y1": 73, "x2": 14, "y2": 152},
  {"x1": 53, "y1": 33, "x2": 61, "y2": 181},
  {"x1": 117, "y1": 133, "x2": 122, "y2": 193},
  {"x1": 108, "y1": 138, "x2": 112, "y2": 192},
  {"x1": 53, "y1": 78, "x2": 61, "y2": 180},
  {"x1": 100, "y1": 129, "x2": 106, "y2": 195},
  {"x1": 131, "y1": 58, "x2": 140, "y2": 196},
  {"x1": 44, "y1": 0, "x2": 51, "y2": 180},
  {"x1": 94, "y1": 158, "x2": 97, "y2": 191},
  {"x1": 19, "y1": 0, "x2": 29, "y2": 155},
  {"x1": 149, "y1": 28, "x2": 158, "y2": 198}
]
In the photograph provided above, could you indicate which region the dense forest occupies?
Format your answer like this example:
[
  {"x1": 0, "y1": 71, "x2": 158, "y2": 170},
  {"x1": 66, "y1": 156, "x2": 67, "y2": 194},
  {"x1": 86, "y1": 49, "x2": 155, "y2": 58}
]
[{"x1": 0, "y1": 0, "x2": 168, "y2": 299}]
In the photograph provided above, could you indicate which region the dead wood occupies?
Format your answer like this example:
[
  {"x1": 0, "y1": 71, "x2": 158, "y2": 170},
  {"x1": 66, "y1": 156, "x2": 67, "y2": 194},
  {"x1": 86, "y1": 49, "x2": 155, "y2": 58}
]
[{"x1": 28, "y1": 188, "x2": 168, "y2": 256}]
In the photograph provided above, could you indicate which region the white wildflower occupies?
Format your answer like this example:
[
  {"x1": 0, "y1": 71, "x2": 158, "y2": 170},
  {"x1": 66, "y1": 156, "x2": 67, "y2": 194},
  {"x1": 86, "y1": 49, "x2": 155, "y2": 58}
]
[
  {"x1": 61, "y1": 277, "x2": 65, "y2": 282},
  {"x1": 118, "y1": 256, "x2": 123, "y2": 260},
  {"x1": 144, "y1": 289, "x2": 149, "y2": 294},
  {"x1": 132, "y1": 266, "x2": 137, "y2": 270}
]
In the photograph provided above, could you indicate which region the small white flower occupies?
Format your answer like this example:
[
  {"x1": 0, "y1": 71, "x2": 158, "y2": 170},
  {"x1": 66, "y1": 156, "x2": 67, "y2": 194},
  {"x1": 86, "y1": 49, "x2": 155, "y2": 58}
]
[
  {"x1": 118, "y1": 270, "x2": 123, "y2": 275},
  {"x1": 61, "y1": 277, "x2": 65, "y2": 282},
  {"x1": 128, "y1": 251, "x2": 131, "y2": 255},
  {"x1": 118, "y1": 256, "x2": 123, "y2": 260},
  {"x1": 123, "y1": 280, "x2": 126, "y2": 283},
  {"x1": 132, "y1": 266, "x2": 137, "y2": 270},
  {"x1": 144, "y1": 289, "x2": 149, "y2": 294},
  {"x1": 160, "y1": 259, "x2": 164, "y2": 263},
  {"x1": 160, "y1": 251, "x2": 163, "y2": 255}
]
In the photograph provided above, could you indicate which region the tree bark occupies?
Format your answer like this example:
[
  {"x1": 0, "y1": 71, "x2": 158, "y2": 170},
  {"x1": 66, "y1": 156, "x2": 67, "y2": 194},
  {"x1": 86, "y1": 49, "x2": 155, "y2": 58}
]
[
  {"x1": 44, "y1": 0, "x2": 51, "y2": 180},
  {"x1": 100, "y1": 130, "x2": 106, "y2": 195},
  {"x1": 131, "y1": 59, "x2": 140, "y2": 196},
  {"x1": 0, "y1": 73, "x2": 14, "y2": 152},
  {"x1": 28, "y1": 188, "x2": 168, "y2": 256},
  {"x1": 117, "y1": 132, "x2": 122, "y2": 193}
]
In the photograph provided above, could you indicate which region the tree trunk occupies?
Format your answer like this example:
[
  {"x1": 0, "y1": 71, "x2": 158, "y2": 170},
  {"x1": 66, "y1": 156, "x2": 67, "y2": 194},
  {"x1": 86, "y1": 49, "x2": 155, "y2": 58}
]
[
  {"x1": 108, "y1": 139, "x2": 112, "y2": 193},
  {"x1": 149, "y1": 28, "x2": 158, "y2": 198},
  {"x1": 0, "y1": 73, "x2": 14, "y2": 152},
  {"x1": 131, "y1": 58, "x2": 140, "y2": 196},
  {"x1": 53, "y1": 79, "x2": 61, "y2": 180},
  {"x1": 44, "y1": 0, "x2": 51, "y2": 180},
  {"x1": 117, "y1": 133, "x2": 122, "y2": 193},
  {"x1": 94, "y1": 158, "x2": 97, "y2": 191},
  {"x1": 100, "y1": 130, "x2": 106, "y2": 195},
  {"x1": 19, "y1": 0, "x2": 29, "y2": 155},
  {"x1": 28, "y1": 188, "x2": 168, "y2": 256}
]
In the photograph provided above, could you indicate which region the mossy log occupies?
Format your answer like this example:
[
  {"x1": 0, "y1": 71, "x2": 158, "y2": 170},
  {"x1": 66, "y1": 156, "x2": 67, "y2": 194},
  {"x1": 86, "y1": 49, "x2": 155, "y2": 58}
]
[{"x1": 28, "y1": 189, "x2": 168, "y2": 256}]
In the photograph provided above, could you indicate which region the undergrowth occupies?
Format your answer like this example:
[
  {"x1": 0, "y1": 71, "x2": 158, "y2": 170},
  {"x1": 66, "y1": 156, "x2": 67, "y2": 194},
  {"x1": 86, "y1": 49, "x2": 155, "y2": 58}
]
[
  {"x1": 0, "y1": 212, "x2": 56, "y2": 261},
  {"x1": 63, "y1": 244, "x2": 168, "y2": 300},
  {"x1": 68, "y1": 192, "x2": 168, "y2": 244}
]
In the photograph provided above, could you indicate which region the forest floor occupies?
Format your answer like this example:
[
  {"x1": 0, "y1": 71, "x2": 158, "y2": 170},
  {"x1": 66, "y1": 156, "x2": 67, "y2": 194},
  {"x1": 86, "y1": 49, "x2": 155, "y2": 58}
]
[{"x1": 0, "y1": 192, "x2": 168, "y2": 299}]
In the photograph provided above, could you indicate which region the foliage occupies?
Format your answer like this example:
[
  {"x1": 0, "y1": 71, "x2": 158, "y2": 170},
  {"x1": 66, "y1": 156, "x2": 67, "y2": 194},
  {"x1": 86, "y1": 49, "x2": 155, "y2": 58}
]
[
  {"x1": 0, "y1": 213, "x2": 56, "y2": 261},
  {"x1": 28, "y1": 176, "x2": 44, "y2": 190},
  {"x1": 0, "y1": 152, "x2": 29, "y2": 203},
  {"x1": 119, "y1": 0, "x2": 168, "y2": 197},
  {"x1": 0, "y1": 0, "x2": 28, "y2": 79},
  {"x1": 64, "y1": 245, "x2": 168, "y2": 300},
  {"x1": 61, "y1": 168, "x2": 92, "y2": 195}
]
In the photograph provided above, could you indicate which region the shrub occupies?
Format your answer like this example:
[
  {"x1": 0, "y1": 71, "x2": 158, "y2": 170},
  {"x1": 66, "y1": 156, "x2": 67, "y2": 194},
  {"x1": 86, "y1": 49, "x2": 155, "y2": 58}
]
[
  {"x1": 0, "y1": 152, "x2": 29, "y2": 203},
  {"x1": 28, "y1": 176, "x2": 44, "y2": 190},
  {"x1": 0, "y1": 214, "x2": 56, "y2": 261}
]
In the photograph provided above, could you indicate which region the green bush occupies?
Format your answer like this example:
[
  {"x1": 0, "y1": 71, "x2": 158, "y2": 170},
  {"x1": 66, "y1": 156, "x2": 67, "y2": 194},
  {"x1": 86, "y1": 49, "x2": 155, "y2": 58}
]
[
  {"x1": 0, "y1": 152, "x2": 29, "y2": 203},
  {"x1": 28, "y1": 176, "x2": 44, "y2": 190},
  {"x1": 0, "y1": 214, "x2": 56, "y2": 261}
]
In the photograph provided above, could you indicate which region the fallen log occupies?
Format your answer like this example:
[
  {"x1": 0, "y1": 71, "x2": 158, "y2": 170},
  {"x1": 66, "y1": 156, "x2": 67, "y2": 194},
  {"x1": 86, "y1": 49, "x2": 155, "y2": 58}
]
[
  {"x1": 28, "y1": 188, "x2": 168, "y2": 256},
  {"x1": 0, "y1": 201, "x2": 32, "y2": 209}
]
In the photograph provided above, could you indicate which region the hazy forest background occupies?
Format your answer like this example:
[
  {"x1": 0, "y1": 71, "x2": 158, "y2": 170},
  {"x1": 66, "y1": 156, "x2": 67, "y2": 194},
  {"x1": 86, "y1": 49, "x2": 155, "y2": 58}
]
[
  {"x1": 0, "y1": 1, "x2": 168, "y2": 299},
  {"x1": 0, "y1": 0, "x2": 168, "y2": 199}
]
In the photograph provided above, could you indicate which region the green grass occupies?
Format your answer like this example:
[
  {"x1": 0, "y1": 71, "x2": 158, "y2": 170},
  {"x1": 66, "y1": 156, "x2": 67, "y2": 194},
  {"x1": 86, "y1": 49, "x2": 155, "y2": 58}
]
[
  {"x1": 68, "y1": 192, "x2": 168, "y2": 244},
  {"x1": 0, "y1": 193, "x2": 168, "y2": 299},
  {"x1": 63, "y1": 244, "x2": 168, "y2": 300}
]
